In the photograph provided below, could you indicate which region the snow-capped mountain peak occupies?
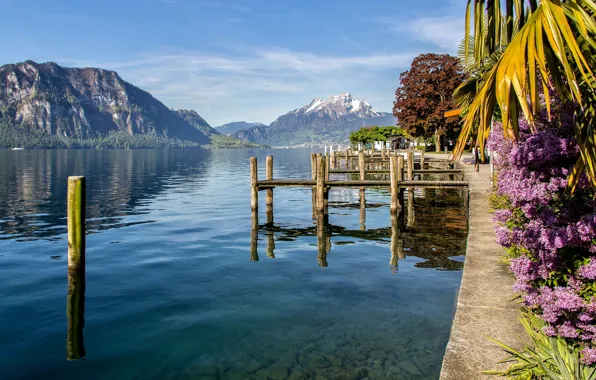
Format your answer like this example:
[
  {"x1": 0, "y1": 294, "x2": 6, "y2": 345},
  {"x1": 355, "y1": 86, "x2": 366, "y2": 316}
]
[{"x1": 294, "y1": 93, "x2": 381, "y2": 118}]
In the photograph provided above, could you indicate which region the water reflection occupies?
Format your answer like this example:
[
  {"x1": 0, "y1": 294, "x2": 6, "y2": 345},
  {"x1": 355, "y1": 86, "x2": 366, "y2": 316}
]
[
  {"x1": 0, "y1": 149, "x2": 211, "y2": 241},
  {"x1": 66, "y1": 266, "x2": 85, "y2": 360},
  {"x1": 251, "y1": 187, "x2": 467, "y2": 270}
]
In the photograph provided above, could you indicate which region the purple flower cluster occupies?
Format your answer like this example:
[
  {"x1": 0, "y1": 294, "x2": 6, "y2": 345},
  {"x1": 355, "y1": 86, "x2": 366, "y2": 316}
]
[{"x1": 489, "y1": 105, "x2": 596, "y2": 364}]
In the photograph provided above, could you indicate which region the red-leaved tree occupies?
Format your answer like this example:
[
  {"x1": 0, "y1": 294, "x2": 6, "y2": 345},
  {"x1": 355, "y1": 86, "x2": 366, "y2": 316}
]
[{"x1": 393, "y1": 53, "x2": 465, "y2": 151}]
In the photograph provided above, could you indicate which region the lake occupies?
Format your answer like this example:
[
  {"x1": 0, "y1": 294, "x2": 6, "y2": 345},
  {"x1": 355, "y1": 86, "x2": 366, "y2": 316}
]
[{"x1": 0, "y1": 148, "x2": 468, "y2": 380}]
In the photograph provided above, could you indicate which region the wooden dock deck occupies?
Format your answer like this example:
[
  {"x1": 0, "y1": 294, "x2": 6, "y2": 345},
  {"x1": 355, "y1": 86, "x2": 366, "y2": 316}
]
[
  {"x1": 250, "y1": 149, "x2": 468, "y2": 220},
  {"x1": 257, "y1": 179, "x2": 468, "y2": 189}
]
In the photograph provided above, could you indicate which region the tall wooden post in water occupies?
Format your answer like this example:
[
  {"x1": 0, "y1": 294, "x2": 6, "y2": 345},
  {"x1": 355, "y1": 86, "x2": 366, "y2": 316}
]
[
  {"x1": 397, "y1": 155, "x2": 404, "y2": 208},
  {"x1": 407, "y1": 151, "x2": 414, "y2": 181},
  {"x1": 389, "y1": 155, "x2": 398, "y2": 214},
  {"x1": 311, "y1": 153, "x2": 317, "y2": 219},
  {"x1": 265, "y1": 156, "x2": 273, "y2": 223},
  {"x1": 67, "y1": 176, "x2": 86, "y2": 361},
  {"x1": 316, "y1": 156, "x2": 326, "y2": 213},
  {"x1": 265, "y1": 156, "x2": 273, "y2": 207},
  {"x1": 250, "y1": 157, "x2": 258, "y2": 211},
  {"x1": 358, "y1": 151, "x2": 365, "y2": 207}
]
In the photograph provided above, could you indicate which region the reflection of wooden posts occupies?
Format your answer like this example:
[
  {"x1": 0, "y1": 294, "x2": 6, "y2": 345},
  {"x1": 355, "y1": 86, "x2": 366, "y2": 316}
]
[
  {"x1": 250, "y1": 157, "x2": 258, "y2": 211},
  {"x1": 67, "y1": 267, "x2": 85, "y2": 360},
  {"x1": 316, "y1": 213, "x2": 328, "y2": 267},
  {"x1": 390, "y1": 155, "x2": 398, "y2": 214},
  {"x1": 407, "y1": 189, "x2": 415, "y2": 227},
  {"x1": 67, "y1": 176, "x2": 86, "y2": 361},
  {"x1": 389, "y1": 212, "x2": 399, "y2": 273},
  {"x1": 407, "y1": 151, "x2": 414, "y2": 181},
  {"x1": 265, "y1": 156, "x2": 273, "y2": 208},
  {"x1": 266, "y1": 204, "x2": 273, "y2": 225},
  {"x1": 266, "y1": 231, "x2": 275, "y2": 259},
  {"x1": 251, "y1": 210, "x2": 259, "y2": 261},
  {"x1": 316, "y1": 156, "x2": 326, "y2": 213}
]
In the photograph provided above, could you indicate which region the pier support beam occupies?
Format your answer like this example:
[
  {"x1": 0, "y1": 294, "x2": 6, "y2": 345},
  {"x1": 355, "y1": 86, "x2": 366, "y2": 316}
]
[
  {"x1": 250, "y1": 157, "x2": 258, "y2": 211},
  {"x1": 407, "y1": 151, "x2": 414, "y2": 181},
  {"x1": 390, "y1": 155, "x2": 398, "y2": 214},
  {"x1": 316, "y1": 156, "x2": 326, "y2": 213},
  {"x1": 311, "y1": 153, "x2": 317, "y2": 219},
  {"x1": 67, "y1": 176, "x2": 86, "y2": 361},
  {"x1": 359, "y1": 151, "x2": 365, "y2": 208},
  {"x1": 397, "y1": 155, "x2": 404, "y2": 207},
  {"x1": 265, "y1": 156, "x2": 273, "y2": 208}
]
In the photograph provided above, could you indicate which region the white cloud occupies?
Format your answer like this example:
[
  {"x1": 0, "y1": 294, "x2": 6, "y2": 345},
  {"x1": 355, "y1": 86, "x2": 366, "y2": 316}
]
[
  {"x1": 60, "y1": 48, "x2": 417, "y2": 126},
  {"x1": 400, "y1": 16, "x2": 464, "y2": 52}
]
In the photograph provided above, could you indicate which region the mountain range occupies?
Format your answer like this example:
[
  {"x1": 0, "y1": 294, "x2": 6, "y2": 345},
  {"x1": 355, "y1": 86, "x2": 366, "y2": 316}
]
[
  {"x1": 215, "y1": 121, "x2": 267, "y2": 135},
  {"x1": 0, "y1": 61, "x2": 395, "y2": 149},
  {"x1": 218, "y1": 93, "x2": 396, "y2": 146},
  {"x1": 0, "y1": 61, "x2": 259, "y2": 149}
]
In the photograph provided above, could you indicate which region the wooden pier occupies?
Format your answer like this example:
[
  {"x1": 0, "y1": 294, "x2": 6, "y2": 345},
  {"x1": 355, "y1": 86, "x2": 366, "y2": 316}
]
[{"x1": 250, "y1": 150, "x2": 468, "y2": 219}]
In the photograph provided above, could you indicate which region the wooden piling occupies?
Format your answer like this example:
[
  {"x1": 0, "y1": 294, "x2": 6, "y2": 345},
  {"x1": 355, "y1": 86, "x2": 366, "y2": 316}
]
[
  {"x1": 358, "y1": 151, "x2": 365, "y2": 211},
  {"x1": 325, "y1": 155, "x2": 330, "y2": 181},
  {"x1": 420, "y1": 151, "x2": 425, "y2": 170},
  {"x1": 316, "y1": 156, "x2": 326, "y2": 212},
  {"x1": 397, "y1": 155, "x2": 404, "y2": 208},
  {"x1": 345, "y1": 149, "x2": 350, "y2": 170},
  {"x1": 265, "y1": 156, "x2": 273, "y2": 208},
  {"x1": 390, "y1": 155, "x2": 398, "y2": 214},
  {"x1": 407, "y1": 151, "x2": 414, "y2": 181},
  {"x1": 67, "y1": 175, "x2": 86, "y2": 361},
  {"x1": 68, "y1": 176, "x2": 86, "y2": 272},
  {"x1": 250, "y1": 157, "x2": 258, "y2": 211},
  {"x1": 311, "y1": 153, "x2": 318, "y2": 219}
]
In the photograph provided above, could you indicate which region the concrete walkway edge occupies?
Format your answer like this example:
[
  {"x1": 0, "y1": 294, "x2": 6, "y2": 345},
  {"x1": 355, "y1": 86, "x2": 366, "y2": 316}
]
[{"x1": 439, "y1": 160, "x2": 523, "y2": 379}]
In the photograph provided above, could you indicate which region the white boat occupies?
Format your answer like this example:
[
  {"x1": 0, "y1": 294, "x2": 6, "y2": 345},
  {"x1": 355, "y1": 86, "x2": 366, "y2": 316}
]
[{"x1": 10, "y1": 148, "x2": 24, "y2": 151}]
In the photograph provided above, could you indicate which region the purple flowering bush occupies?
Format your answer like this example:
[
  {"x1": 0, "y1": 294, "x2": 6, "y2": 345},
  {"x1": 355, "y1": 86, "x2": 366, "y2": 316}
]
[{"x1": 488, "y1": 101, "x2": 596, "y2": 364}]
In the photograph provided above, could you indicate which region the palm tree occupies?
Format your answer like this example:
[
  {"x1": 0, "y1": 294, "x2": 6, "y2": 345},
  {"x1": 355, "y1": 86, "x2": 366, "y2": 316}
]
[{"x1": 453, "y1": 0, "x2": 596, "y2": 188}]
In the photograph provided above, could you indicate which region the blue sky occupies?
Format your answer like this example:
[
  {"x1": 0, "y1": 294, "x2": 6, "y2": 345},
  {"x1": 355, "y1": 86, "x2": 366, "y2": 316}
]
[{"x1": 0, "y1": 0, "x2": 465, "y2": 126}]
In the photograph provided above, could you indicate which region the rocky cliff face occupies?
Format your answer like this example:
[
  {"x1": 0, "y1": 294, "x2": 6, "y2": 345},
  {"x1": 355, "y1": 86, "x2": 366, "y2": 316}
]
[
  {"x1": 0, "y1": 61, "x2": 209, "y2": 144},
  {"x1": 176, "y1": 109, "x2": 220, "y2": 137},
  {"x1": 232, "y1": 93, "x2": 396, "y2": 145}
]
